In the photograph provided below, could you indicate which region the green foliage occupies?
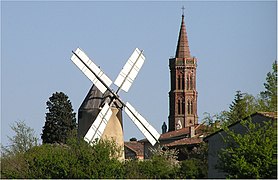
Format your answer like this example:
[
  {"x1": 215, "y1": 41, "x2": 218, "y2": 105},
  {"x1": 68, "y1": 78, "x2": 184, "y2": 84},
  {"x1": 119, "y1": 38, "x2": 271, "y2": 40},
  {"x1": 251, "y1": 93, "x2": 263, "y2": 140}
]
[
  {"x1": 25, "y1": 144, "x2": 71, "y2": 178},
  {"x1": 202, "y1": 112, "x2": 222, "y2": 135},
  {"x1": 1, "y1": 121, "x2": 38, "y2": 178},
  {"x1": 123, "y1": 147, "x2": 180, "y2": 179},
  {"x1": 0, "y1": 151, "x2": 29, "y2": 178},
  {"x1": 217, "y1": 119, "x2": 277, "y2": 178},
  {"x1": 178, "y1": 142, "x2": 208, "y2": 178},
  {"x1": 1, "y1": 120, "x2": 38, "y2": 156},
  {"x1": 25, "y1": 138, "x2": 124, "y2": 179},
  {"x1": 1, "y1": 137, "x2": 124, "y2": 178},
  {"x1": 225, "y1": 91, "x2": 259, "y2": 125},
  {"x1": 259, "y1": 61, "x2": 277, "y2": 112},
  {"x1": 41, "y1": 92, "x2": 77, "y2": 144},
  {"x1": 123, "y1": 159, "x2": 141, "y2": 178},
  {"x1": 179, "y1": 158, "x2": 206, "y2": 178}
]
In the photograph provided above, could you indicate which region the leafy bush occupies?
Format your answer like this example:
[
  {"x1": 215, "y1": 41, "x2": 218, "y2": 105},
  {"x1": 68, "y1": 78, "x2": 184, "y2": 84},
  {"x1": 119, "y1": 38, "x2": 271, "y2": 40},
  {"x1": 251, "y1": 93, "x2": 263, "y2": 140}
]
[{"x1": 1, "y1": 138, "x2": 124, "y2": 178}]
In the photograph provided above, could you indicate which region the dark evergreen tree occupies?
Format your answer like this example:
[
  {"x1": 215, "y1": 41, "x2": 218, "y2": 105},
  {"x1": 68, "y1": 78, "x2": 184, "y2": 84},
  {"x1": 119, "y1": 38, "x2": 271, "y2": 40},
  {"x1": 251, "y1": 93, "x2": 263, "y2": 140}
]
[
  {"x1": 259, "y1": 61, "x2": 277, "y2": 112},
  {"x1": 41, "y1": 92, "x2": 76, "y2": 144},
  {"x1": 226, "y1": 91, "x2": 259, "y2": 125},
  {"x1": 226, "y1": 91, "x2": 246, "y2": 125}
]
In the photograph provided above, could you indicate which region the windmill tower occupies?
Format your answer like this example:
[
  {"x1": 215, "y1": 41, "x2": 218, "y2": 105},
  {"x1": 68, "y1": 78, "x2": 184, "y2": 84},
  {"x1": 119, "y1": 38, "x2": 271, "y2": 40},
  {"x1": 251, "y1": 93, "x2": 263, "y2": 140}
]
[
  {"x1": 71, "y1": 47, "x2": 160, "y2": 159},
  {"x1": 78, "y1": 85, "x2": 124, "y2": 159}
]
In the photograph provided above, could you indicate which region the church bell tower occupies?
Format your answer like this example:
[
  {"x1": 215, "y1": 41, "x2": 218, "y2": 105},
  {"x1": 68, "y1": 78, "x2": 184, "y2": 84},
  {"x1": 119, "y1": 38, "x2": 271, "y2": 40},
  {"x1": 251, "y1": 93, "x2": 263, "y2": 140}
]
[{"x1": 168, "y1": 14, "x2": 198, "y2": 132}]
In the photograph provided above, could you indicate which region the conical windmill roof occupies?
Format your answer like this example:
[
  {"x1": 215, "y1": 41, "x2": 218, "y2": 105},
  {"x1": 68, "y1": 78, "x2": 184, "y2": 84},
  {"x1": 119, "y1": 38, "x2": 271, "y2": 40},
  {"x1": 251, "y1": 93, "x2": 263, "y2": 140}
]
[
  {"x1": 79, "y1": 85, "x2": 103, "y2": 110},
  {"x1": 79, "y1": 85, "x2": 122, "y2": 112}
]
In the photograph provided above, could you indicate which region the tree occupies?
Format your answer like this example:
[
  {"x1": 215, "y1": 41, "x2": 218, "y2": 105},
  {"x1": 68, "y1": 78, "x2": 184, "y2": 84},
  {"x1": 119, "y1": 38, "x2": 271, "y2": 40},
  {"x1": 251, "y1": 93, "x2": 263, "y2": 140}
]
[
  {"x1": 225, "y1": 91, "x2": 259, "y2": 125},
  {"x1": 178, "y1": 142, "x2": 208, "y2": 178},
  {"x1": 179, "y1": 158, "x2": 206, "y2": 178},
  {"x1": 41, "y1": 92, "x2": 77, "y2": 144},
  {"x1": 124, "y1": 146, "x2": 179, "y2": 179},
  {"x1": 1, "y1": 138, "x2": 124, "y2": 179},
  {"x1": 1, "y1": 120, "x2": 38, "y2": 155},
  {"x1": 217, "y1": 119, "x2": 277, "y2": 178},
  {"x1": 259, "y1": 61, "x2": 277, "y2": 112},
  {"x1": 1, "y1": 121, "x2": 38, "y2": 178},
  {"x1": 201, "y1": 112, "x2": 222, "y2": 135},
  {"x1": 25, "y1": 138, "x2": 124, "y2": 179}
]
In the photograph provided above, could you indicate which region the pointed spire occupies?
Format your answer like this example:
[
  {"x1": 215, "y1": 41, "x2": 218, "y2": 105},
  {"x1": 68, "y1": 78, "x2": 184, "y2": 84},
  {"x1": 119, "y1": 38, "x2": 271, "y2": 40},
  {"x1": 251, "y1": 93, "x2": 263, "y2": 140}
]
[{"x1": 175, "y1": 15, "x2": 191, "y2": 59}]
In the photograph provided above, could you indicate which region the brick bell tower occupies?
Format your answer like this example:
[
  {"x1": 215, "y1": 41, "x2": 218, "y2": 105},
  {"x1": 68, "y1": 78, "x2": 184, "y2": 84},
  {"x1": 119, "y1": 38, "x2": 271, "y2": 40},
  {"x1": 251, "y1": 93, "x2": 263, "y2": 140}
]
[{"x1": 168, "y1": 14, "x2": 198, "y2": 132}]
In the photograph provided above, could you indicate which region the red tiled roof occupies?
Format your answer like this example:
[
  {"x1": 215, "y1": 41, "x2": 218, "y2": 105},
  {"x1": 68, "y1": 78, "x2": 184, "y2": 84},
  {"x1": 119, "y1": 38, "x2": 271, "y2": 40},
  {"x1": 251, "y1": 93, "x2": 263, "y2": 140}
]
[
  {"x1": 165, "y1": 137, "x2": 202, "y2": 147},
  {"x1": 159, "y1": 124, "x2": 207, "y2": 140},
  {"x1": 124, "y1": 141, "x2": 144, "y2": 156},
  {"x1": 257, "y1": 112, "x2": 277, "y2": 119}
]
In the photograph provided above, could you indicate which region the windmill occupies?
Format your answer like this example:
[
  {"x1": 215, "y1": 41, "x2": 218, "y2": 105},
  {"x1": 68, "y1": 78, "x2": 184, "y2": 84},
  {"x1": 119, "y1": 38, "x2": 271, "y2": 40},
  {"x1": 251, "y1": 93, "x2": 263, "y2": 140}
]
[{"x1": 70, "y1": 47, "x2": 160, "y2": 147}]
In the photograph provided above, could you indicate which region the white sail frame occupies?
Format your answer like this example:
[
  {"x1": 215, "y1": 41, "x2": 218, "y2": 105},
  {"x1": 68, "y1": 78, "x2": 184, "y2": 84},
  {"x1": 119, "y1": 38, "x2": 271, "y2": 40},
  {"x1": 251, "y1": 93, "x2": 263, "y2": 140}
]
[
  {"x1": 84, "y1": 103, "x2": 112, "y2": 144},
  {"x1": 71, "y1": 48, "x2": 112, "y2": 94},
  {"x1": 124, "y1": 102, "x2": 160, "y2": 146},
  {"x1": 114, "y1": 48, "x2": 145, "y2": 92}
]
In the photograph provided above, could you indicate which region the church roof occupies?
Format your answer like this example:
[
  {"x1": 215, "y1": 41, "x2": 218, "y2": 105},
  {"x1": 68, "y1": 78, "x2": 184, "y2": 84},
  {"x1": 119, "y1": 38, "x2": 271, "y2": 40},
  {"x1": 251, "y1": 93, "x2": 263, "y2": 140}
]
[
  {"x1": 165, "y1": 137, "x2": 202, "y2": 147},
  {"x1": 159, "y1": 124, "x2": 206, "y2": 140},
  {"x1": 175, "y1": 15, "x2": 191, "y2": 59}
]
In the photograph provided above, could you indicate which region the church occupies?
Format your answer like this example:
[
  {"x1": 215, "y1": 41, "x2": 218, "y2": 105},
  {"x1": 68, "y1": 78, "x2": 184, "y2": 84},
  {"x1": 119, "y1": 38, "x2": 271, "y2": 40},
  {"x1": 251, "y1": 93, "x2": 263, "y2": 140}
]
[{"x1": 124, "y1": 13, "x2": 207, "y2": 160}]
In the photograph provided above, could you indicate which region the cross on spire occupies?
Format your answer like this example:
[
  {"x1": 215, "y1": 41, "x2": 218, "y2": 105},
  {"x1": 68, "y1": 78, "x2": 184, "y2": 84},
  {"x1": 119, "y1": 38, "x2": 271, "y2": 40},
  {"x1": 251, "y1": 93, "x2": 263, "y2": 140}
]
[{"x1": 182, "y1": 6, "x2": 185, "y2": 16}]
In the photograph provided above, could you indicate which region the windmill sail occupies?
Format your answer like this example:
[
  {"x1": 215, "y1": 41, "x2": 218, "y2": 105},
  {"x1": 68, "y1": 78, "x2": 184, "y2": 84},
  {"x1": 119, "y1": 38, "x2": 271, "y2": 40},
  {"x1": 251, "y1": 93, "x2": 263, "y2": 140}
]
[
  {"x1": 71, "y1": 47, "x2": 161, "y2": 147},
  {"x1": 71, "y1": 48, "x2": 112, "y2": 94},
  {"x1": 124, "y1": 102, "x2": 160, "y2": 146},
  {"x1": 84, "y1": 103, "x2": 112, "y2": 144},
  {"x1": 114, "y1": 48, "x2": 145, "y2": 92}
]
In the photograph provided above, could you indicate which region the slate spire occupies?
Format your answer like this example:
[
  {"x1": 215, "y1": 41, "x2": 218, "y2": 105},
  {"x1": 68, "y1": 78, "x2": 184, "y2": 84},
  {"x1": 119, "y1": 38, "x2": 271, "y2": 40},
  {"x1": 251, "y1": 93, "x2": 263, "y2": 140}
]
[{"x1": 175, "y1": 15, "x2": 191, "y2": 59}]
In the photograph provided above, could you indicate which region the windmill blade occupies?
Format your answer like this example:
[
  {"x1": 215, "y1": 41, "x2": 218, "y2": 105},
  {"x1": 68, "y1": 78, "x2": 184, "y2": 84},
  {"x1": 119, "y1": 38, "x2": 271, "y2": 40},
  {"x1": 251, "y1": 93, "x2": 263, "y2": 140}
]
[
  {"x1": 71, "y1": 48, "x2": 112, "y2": 94},
  {"x1": 84, "y1": 103, "x2": 112, "y2": 144},
  {"x1": 124, "y1": 102, "x2": 160, "y2": 146},
  {"x1": 114, "y1": 48, "x2": 145, "y2": 92}
]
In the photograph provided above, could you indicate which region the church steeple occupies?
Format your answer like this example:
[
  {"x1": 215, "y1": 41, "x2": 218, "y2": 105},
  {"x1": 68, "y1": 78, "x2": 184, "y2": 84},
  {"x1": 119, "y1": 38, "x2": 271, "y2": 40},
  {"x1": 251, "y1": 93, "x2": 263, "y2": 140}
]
[
  {"x1": 168, "y1": 12, "x2": 198, "y2": 132},
  {"x1": 175, "y1": 15, "x2": 191, "y2": 59}
]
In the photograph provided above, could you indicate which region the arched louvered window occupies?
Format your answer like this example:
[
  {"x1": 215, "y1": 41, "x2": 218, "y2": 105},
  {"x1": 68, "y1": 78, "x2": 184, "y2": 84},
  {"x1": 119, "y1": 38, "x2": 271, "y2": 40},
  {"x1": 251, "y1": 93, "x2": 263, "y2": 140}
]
[
  {"x1": 182, "y1": 76, "x2": 185, "y2": 90},
  {"x1": 190, "y1": 76, "x2": 193, "y2": 90},
  {"x1": 191, "y1": 100, "x2": 194, "y2": 115},
  {"x1": 182, "y1": 99, "x2": 185, "y2": 114},
  {"x1": 186, "y1": 75, "x2": 189, "y2": 90},
  {"x1": 187, "y1": 100, "x2": 190, "y2": 114},
  {"x1": 178, "y1": 99, "x2": 181, "y2": 114}
]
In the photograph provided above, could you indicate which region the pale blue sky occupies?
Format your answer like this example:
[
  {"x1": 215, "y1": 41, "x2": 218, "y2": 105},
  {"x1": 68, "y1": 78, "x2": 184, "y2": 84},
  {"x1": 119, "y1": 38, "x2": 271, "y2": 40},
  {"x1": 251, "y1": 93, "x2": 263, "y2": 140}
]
[{"x1": 1, "y1": 1, "x2": 276, "y2": 146}]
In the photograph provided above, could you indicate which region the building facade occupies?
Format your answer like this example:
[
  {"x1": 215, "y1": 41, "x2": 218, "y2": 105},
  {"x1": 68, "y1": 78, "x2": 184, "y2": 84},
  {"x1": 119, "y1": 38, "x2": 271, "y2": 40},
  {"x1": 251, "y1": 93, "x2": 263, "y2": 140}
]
[
  {"x1": 204, "y1": 112, "x2": 277, "y2": 178},
  {"x1": 168, "y1": 15, "x2": 198, "y2": 131}
]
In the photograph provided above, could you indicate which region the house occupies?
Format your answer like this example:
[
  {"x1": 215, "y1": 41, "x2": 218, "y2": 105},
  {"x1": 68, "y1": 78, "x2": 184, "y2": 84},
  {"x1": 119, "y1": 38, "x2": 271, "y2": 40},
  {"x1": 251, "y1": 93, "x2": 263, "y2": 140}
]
[
  {"x1": 204, "y1": 112, "x2": 277, "y2": 178},
  {"x1": 124, "y1": 140, "x2": 144, "y2": 160},
  {"x1": 125, "y1": 125, "x2": 206, "y2": 160}
]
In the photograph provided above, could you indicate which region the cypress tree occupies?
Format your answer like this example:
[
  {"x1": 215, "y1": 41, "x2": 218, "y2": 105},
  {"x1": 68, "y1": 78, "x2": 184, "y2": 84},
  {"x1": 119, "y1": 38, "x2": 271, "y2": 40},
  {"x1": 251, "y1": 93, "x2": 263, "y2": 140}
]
[{"x1": 41, "y1": 92, "x2": 76, "y2": 144}]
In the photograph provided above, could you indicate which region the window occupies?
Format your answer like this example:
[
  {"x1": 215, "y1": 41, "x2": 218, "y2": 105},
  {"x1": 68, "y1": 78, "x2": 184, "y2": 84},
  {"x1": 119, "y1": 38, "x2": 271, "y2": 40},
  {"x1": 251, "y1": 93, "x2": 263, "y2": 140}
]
[
  {"x1": 182, "y1": 99, "x2": 185, "y2": 114},
  {"x1": 177, "y1": 100, "x2": 181, "y2": 114},
  {"x1": 182, "y1": 76, "x2": 185, "y2": 89},
  {"x1": 186, "y1": 76, "x2": 189, "y2": 90},
  {"x1": 187, "y1": 100, "x2": 190, "y2": 114},
  {"x1": 190, "y1": 76, "x2": 193, "y2": 90},
  {"x1": 177, "y1": 76, "x2": 181, "y2": 90},
  {"x1": 191, "y1": 100, "x2": 194, "y2": 114}
]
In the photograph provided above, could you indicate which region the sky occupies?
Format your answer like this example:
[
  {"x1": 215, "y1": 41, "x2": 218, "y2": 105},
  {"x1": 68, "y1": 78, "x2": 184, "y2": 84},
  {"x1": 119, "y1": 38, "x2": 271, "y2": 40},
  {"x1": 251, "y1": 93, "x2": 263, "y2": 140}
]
[{"x1": 1, "y1": 1, "x2": 277, "y2": 146}]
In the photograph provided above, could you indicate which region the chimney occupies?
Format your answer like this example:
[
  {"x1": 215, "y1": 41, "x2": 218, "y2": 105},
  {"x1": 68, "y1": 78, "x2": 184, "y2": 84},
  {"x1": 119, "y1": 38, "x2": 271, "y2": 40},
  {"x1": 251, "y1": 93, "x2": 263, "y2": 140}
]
[{"x1": 189, "y1": 126, "x2": 195, "y2": 138}]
